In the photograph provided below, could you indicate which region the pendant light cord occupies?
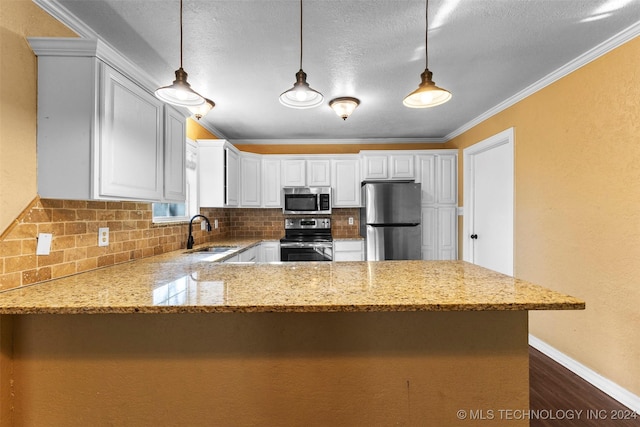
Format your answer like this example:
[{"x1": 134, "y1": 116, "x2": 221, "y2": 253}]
[
  {"x1": 425, "y1": 0, "x2": 429, "y2": 69},
  {"x1": 299, "y1": 0, "x2": 304, "y2": 69},
  {"x1": 180, "y1": 0, "x2": 184, "y2": 68}
]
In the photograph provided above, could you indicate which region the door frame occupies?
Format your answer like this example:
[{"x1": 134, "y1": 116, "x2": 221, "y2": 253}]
[{"x1": 463, "y1": 127, "x2": 515, "y2": 274}]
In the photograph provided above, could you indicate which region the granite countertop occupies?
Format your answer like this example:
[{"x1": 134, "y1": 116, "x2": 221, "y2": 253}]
[{"x1": 0, "y1": 239, "x2": 585, "y2": 314}]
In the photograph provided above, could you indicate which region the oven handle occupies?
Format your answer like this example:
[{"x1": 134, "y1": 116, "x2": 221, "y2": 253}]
[{"x1": 280, "y1": 242, "x2": 333, "y2": 249}]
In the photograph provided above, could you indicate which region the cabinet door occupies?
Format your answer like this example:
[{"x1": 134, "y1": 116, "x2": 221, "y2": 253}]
[
  {"x1": 438, "y1": 207, "x2": 458, "y2": 260},
  {"x1": 225, "y1": 148, "x2": 240, "y2": 206},
  {"x1": 282, "y1": 159, "x2": 306, "y2": 186},
  {"x1": 240, "y1": 154, "x2": 261, "y2": 206},
  {"x1": 262, "y1": 158, "x2": 282, "y2": 207},
  {"x1": 259, "y1": 242, "x2": 281, "y2": 262},
  {"x1": 437, "y1": 154, "x2": 457, "y2": 205},
  {"x1": 332, "y1": 158, "x2": 361, "y2": 207},
  {"x1": 389, "y1": 154, "x2": 414, "y2": 179},
  {"x1": 421, "y1": 207, "x2": 436, "y2": 260},
  {"x1": 307, "y1": 159, "x2": 331, "y2": 186},
  {"x1": 362, "y1": 155, "x2": 388, "y2": 180},
  {"x1": 333, "y1": 240, "x2": 364, "y2": 261},
  {"x1": 163, "y1": 106, "x2": 186, "y2": 202},
  {"x1": 100, "y1": 64, "x2": 164, "y2": 200},
  {"x1": 418, "y1": 155, "x2": 436, "y2": 205}
]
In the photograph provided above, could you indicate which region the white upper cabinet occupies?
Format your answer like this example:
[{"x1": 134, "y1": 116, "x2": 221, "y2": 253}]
[
  {"x1": 361, "y1": 151, "x2": 415, "y2": 180},
  {"x1": 361, "y1": 154, "x2": 388, "y2": 179},
  {"x1": 262, "y1": 158, "x2": 282, "y2": 208},
  {"x1": 417, "y1": 151, "x2": 458, "y2": 206},
  {"x1": 306, "y1": 159, "x2": 332, "y2": 186},
  {"x1": 281, "y1": 159, "x2": 306, "y2": 187},
  {"x1": 281, "y1": 158, "x2": 331, "y2": 187},
  {"x1": 163, "y1": 105, "x2": 187, "y2": 202},
  {"x1": 331, "y1": 157, "x2": 361, "y2": 207},
  {"x1": 240, "y1": 153, "x2": 261, "y2": 207},
  {"x1": 198, "y1": 140, "x2": 240, "y2": 207},
  {"x1": 30, "y1": 38, "x2": 185, "y2": 202}
]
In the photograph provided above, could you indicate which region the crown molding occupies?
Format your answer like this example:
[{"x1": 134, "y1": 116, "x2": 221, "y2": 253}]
[
  {"x1": 229, "y1": 138, "x2": 445, "y2": 145},
  {"x1": 32, "y1": 0, "x2": 160, "y2": 94},
  {"x1": 446, "y1": 20, "x2": 640, "y2": 141}
]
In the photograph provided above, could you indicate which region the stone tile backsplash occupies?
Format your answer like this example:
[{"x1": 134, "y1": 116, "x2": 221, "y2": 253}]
[{"x1": 0, "y1": 198, "x2": 360, "y2": 291}]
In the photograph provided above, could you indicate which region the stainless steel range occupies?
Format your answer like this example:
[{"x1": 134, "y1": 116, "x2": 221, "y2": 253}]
[{"x1": 280, "y1": 218, "x2": 333, "y2": 262}]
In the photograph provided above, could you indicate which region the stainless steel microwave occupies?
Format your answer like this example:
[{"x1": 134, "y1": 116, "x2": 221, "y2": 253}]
[{"x1": 283, "y1": 187, "x2": 332, "y2": 215}]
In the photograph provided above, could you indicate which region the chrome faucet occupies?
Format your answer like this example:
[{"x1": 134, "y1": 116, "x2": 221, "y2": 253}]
[{"x1": 186, "y1": 214, "x2": 212, "y2": 249}]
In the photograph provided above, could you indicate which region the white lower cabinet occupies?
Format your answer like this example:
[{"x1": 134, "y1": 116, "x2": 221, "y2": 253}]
[
  {"x1": 333, "y1": 239, "x2": 365, "y2": 262},
  {"x1": 238, "y1": 246, "x2": 258, "y2": 263},
  {"x1": 259, "y1": 241, "x2": 281, "y2": 262},
  {"x1": 421, "y1": 207, "x2": 457, "y2": 260}
]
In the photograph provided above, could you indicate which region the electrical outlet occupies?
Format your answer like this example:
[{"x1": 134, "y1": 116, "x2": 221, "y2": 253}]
[
  {"x1": 36, "y1": 233, "x2": 53, "y2": 256},
  {"x1": 348, "y1": 217, "x2": 354, "y2": 225},
  {"x1": 201, "y1": 220, "x2": 207, "y2": 231},
  {"x1": 214, "y1": 219, "x2": 219, "y2": 229},
  {"x1": 98, "y1": 227, "x2": 109, "y2": 247}
]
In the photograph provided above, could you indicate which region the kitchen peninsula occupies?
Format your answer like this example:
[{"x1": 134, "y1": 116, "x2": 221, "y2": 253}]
[{"x1": 0, "y1": 246, "x2": 584, "y2": 426}]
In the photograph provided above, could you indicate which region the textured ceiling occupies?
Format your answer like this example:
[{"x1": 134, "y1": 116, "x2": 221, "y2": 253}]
[{"x1": 47, "y1": 0, "x2": 640, "y2": 143}]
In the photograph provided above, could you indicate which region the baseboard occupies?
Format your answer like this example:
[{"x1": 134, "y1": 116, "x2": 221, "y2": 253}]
[{"x1": 529, "y1": 335, "x2": 640, "y2": 413}]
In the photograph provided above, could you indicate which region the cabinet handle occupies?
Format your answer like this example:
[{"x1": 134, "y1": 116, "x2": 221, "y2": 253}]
[{"x1": 470, "y1": 234, "x2": 478, "y2": 239}]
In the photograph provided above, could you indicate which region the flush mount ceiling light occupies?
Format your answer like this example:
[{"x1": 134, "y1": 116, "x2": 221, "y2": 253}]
[
  {"x1": 403, "y1": 0, "x2": 452, "y2": 108},
  {"x1": 329, "y1": 97, "x2": 360, "y2": 120},
  {"x1": 155, "y1": 0, "x2": 208, "y2": 109},
  {"x1": 189, "y1": 98, "x2": 215, "y2": 120},
  {"x1": 279, "y1": 0, "x2": 324, "y2": 109}
]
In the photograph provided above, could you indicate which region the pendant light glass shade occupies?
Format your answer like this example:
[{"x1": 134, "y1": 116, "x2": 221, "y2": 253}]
[
  {"x1": 156, "y1": 68, "x2": 206, "y2": 107},
  {"x1": 329, "y1": 97, "x2": 360, "y2": 120},
  {"x1": 279, "y1": 70, "x2": 324, "y2": 108},
  {"x1": 403, "y1": 0, "x2": 451, "y2": 108},
  {"x1": 189, "y1": 97, "x2": 215, "y2": 120},
  {"x1": 279, "y1": 0, "x2": 323, "y2": 109},
  {"x1": 155, "y1": 0, "x2": 208, "y2": 110},
  {"x1": 403, "y1": 69, "x2": 451, "y2": 108}
]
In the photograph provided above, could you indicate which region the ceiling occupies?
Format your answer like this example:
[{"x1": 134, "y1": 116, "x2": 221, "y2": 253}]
[{"x1": 44, "y1": 0, "x2": 640, "y2": 143}]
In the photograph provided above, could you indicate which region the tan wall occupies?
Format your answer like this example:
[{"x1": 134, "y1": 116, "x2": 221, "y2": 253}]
[
  {"x1": 444, "y1": 37, "x2": 640, "y2": 396},
  {"x1": 0, "y1": 0, "x2": 76, "y2": 235},
  {"x1": 11, "y1": 311, "x2": 529, "y2": 426}
]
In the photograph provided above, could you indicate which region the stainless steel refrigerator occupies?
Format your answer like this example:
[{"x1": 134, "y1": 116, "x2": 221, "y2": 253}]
[{"x1": 360, "y1": 181, "x2": 422, "y2": 261}]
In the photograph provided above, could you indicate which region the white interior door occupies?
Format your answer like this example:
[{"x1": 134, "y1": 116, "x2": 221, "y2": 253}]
[{"x1": 463, "y1": 128, "x2": 514, "y2": 276}]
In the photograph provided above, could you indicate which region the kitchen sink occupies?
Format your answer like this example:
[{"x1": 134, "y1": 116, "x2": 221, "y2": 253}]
[{"x1": 192, "y1": 246, "x2": 238, "y2": 254}]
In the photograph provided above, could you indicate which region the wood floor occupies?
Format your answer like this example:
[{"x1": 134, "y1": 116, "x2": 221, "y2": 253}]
[{"x1": 529, "y1": 347, "x2": 640, "y2": 427}]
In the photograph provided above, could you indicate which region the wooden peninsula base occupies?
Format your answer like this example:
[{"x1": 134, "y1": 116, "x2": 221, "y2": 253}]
[{"x1": 8, "y1": 310, "x2": 529, "y2": 426}]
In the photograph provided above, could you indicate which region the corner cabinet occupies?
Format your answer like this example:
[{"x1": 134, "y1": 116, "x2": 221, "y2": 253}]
[
  {"x1": 29, "y1": 38, "x2": 186, "y2": 202},
  {"x1": 240, "y1": 153, "x2": 261, "y2": 207},
  {"x1": 198, "y1": 139, "x2": 240, "y2": 207},
  {"x1": 416, "y1": 150, "x2": 458, "y2": 260}
]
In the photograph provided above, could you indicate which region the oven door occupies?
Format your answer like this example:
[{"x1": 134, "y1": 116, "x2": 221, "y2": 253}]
[{"x1": 280, "y1": 242, "x2": 333, "y2": 262}]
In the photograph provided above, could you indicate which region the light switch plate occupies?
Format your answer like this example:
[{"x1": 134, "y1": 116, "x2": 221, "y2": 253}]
[
  {"x1": 98, "y1": 227, "x2": 109, "y2": 247},
  {"x1": 214, "y1": 219, "x2": 219, "y2": 229},
  {"x1": 36, "y1": 233, "x2": 53, "y2": 256}
]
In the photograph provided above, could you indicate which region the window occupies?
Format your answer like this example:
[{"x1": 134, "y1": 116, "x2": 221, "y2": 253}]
[{"x1": 152, "y1": 140, "x2": 198, "y2": 223}]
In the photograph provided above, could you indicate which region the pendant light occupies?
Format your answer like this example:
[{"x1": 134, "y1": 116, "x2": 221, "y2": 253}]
[
  {"x1": 329, "y1": 97, "x2": 360, "y2": 120},
  {"x1": 279, "y1": 0, "x2": 324, "y2": 109},
  {"x1": 403, "y1": 0, "x2": 452, "y2": 108},
  {"x1": 189, "y1": 98, "x2": 215, "y2": 120},
  {"x1": 155, "y1": 0, "x2": 206, "y2": 108}
]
